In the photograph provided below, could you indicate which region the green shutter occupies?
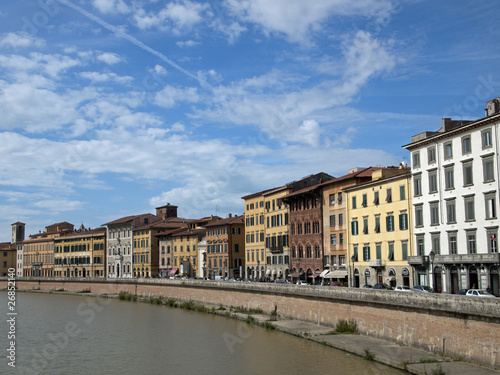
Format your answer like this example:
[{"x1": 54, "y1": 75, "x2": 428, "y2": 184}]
[
  {"x1": 388, "y1": 244, "x2": 394, "y2": 261},
  {"x1": 353, "y1": 246, "x2": 358, "y2": 261},
  {"x1": 352, "y1": 196, "x2": 357, "y2": 209},
  {"x1": 402, "y1": 243, "x2": 408, "y2": 260},
  {"x1": 376, "y1": 244, "x2": 381, "y2": 260}
]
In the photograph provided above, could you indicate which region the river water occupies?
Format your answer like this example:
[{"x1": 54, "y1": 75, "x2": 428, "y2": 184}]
[{"x1": 0, "y1": 291, "x2": 405, "y2": 375}]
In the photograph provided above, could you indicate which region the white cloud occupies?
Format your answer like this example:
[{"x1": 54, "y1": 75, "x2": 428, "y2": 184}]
[
  {"x1": 92, "y1": 0, "x2": 130, "y2": 14},
  {"x1": 79, "y1": 71, "x2": 133, "y2": 84},
  {"x1": 225, "y1": 0, "x2": 394, "y2": 44},
  {"x1": 0, "y1": 32, "x2": 46, "y2": 48},
  {"x1": 154, "y1": 85, "x2": 200, "y2": 108},
  {"x1": 176, "y1": 40, "x2": 200, "y2": 48},
  {"x1": 96, "y1": 52, "x2": 124, "y2": 65}
]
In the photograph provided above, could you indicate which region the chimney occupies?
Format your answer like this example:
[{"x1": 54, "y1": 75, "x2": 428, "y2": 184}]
[{"x1": 228, "y1": 213, "x2": 232, "y2": 218}]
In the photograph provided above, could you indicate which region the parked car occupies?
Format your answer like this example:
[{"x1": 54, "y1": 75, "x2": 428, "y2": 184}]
[
  {"x1": 411, "y1": 285, "x2": 433, "y2": 293},
  {"x1": 361, "y1": 284, "x2": 373, "y2": 289},
  {"x1": 456, "y1": 289, "x2": 469, "y2": 295},
  {"x1": 466, "y1": 289, "x2": 496, "y2": 298},
  {"x1": 373, "y1": 283, "x2": 393, "y2": 290},
  {"x1": 394, "y1": 285, "x2": 411, "y2": 292}
]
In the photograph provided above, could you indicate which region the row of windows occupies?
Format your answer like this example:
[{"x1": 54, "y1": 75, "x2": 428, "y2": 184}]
[
  {"x1": 207, "y1": 243, "x2": 228, "y2": 253},
  {"x1": 412, "y1": 128, "x2": 492, "y2": 168},
  {"x1": 351, "y1": 213, "x2": 409, "y2": 235},
  {"x1": 290, "y1": 221, "x2": 321, "y2": 235},
  {"x1": 266, "y1": 255, "x2": 290, "y2": 265},
  {"x1": 265, "y1": 235, "x2": 289, "y2": 249},
  {"x1": 23, "y1": 254, "x2": 53, "y2": 265},
  {"x1": 325, "y1": 255, "x2": 346, "y2": 267},
  {"x1": 351, "y1": 186, "x2": 406, "y2": 209},
  {"x1": 329, "y1": 213, "x2": 344, "y2": 227},
  {"x1": 54, "y1": 257, "x2": 92, "y2": 265},
  {"x1": 174, "y1": 244, "x2": 197, "y2": 252},
  {"x1": 133, "y1": 239, "x2": 149, "y2": 248},
  {"x1": 290, "y1": 197, "x2": 320, "y2": 211},
  {"x1": 208, "y1": 257, "x2": 241, "y2": 268},
  {"x1": 330, "y1": 233, "x2": 344, "y2": 246},
  {"x1": 291, "y1": 245, "x2": 321, "y2": 259},
  {"x1": 415, "y1": 193, "x2": 496, "y2": 227},
  {"x1": 132, "y1": 254, "x2": 149, "y2": 263},
  {"x1": 246, "y1": 249, "x2": 265, "y2": 262},
  {"x1": 352, "y1": 242, "x2": 409, "y2": 262},
  {"x1": 109, "y1": 229, "x2": 131, "y2": 239},
  {"x1": 329, "y1": 192, "x2": 343, "y2": 205},
  {"x1": 413, "y1": 157, "x2": 494, "y2": 196},
  {"x1": 108, "y1": 246, "x2": 131, "y2": 256},
  {"x1": 207, "y1": 228, "x2": 229, "y2": 236},
  {"x1": 415, "y1": 229, "x2": 498, "y2": 255},
  {"x1": 246, "y1": 232, "x2": 264, "y2": 243}
]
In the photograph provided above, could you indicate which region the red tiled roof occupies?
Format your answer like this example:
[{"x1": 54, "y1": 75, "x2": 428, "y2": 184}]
[{"x1": 205, "y1": 215, "x2": 245, "y2": 227}]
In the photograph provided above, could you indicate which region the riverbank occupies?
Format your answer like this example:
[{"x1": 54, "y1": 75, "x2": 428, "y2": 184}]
[{"x1": 14, "y1": 288, "x2": 499, "y2": 375}]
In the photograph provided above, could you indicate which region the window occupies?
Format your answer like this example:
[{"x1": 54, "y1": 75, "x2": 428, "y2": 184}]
[
  {"x1": 483, "y1": 156, "x2": 495, "y2": 182},
  {"x1": 338, "y1": 192, "x2": 343, "y2": 204},
  {"x1": 331, "y1": 234, "x2": 337, "y2": 246},
  {"x1": 412, "y1": 151, "x2": 420, "y2": 168},
  {"x1": 448, "y1": 232, "x2": 457, "y2": 254},
  {"x1": 444, "y1": 165, "x2": 454, "y2": 190},
  {"x1": 415, "y1": 205, "x2": 424, "y2": 227},
  {"x1": 329, "y1": 194, "x2": 335, "y2": 205},
  {"x1": 446, "y1": 199, "x2": 456, "y2": 224},
  {"x1": 463, "y1": 161, "x2": 473, "y2": 186},
  {"x1": 373, "y1": 191, "x2": 379, "y2": 205},
  {"x1": 376, "y1": 243, "x2": 382, "y2": 260},
  {"x1": 386, "y1": 188, "x2": 392, "y2": 203},
  {"x1": 399, "y1": 212, "x2": 408, "y2": 230},
  {"x1": 351, "y1": 220, "x2": 359, "y2": 235},
  {"x1": 413, "y1": 174, "x2": 422, "y2": 196},
  {"x1": 464, "y1": 196, "x2": 475, "y2": 221},
  {"x1": 400, "y1": 185, "x2": 405, "y2": 200},
  {"x1": 330, "y1": 215, "x2": 336, "y2": 227},
  {"x1": 352, "y1": 245, "x2": 358, "y2": 261},
  {"x1": 444, "y1": 142, "x2": 453, "y2": 159},
  {"x1": 338, "y1": 214, "x2": 343, "y2": 227},
  {"x1": 428, "y1": 170, "x2": 438, "y2": 193},
  {"x1": 401, "y1": 241, "x2": 408, "y2": 260},
  {"x1": 352, "y1": 196, "x2": 357, "y2": 209},
  {"x1": 485, "y1": 194, "x2": 496, "y2": 219},
  {"x1": 462, "y1": 135, "x2": 471, "y2": 154},
  {"x1": 482, "y1": 128, "x2": 492, "y2": 149},
  {"x1": 487, "y1": 229, "x2": 498, "y2": 253},
  {"x1": 363, "y1": 245, "x2": 370, "y2": 261},
  {"x1": 427, "y1": 147, "x2": 436, "y2": 164},
  {"x1": 374, "y1": 216, "x2": 380, "y2": 233},
  {"x1": 416, "y1": 235, "x2": 425, "y2": 256},
  {"x1": 431, "y1": 233, "x2": 440, "y2": 255},
  {"x1": 466, "y1": 231, "x2": 476, "y2": 254},
  {"x1": 430, "y1": 202, "x2": 439, "y2": 226},
  {"x1": 386, "y1": 215, "x2": 394, "y2": 232},
  {"x1": 339, "y1": 233, "x2": 344, "y2": 245},
  {"x1": 362, "y1": 194, "x2": 367, "y2": 207},
  {"x1": 363, "y1": 217, "x2": 368, "y2": 234},
  {"x1": 388, "y1": 242, "x2": 394, "y2": 261}
]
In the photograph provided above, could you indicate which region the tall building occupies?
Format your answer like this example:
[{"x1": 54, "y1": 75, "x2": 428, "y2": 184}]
[
  {"x1": 403, "y1": 103, "x2": 500, "y2": 294},
  {"x1": 103, "y1": 214, "x2": 160, "y2": 278},
  {"x1": 205, "y1": 214, "x2": 245, "y2": 279},
  {"x1": 321, "y1": 168, "x2": 379, "y2": 284},
  {"x1": 53, "y1": 226, "x2": 107, "y2": 277},
  {"x1": 12, "y1": 222, "x2": 25, "y2": 278},
  {"x1": 344, "y1": 167, "x2": 413, "y2": 288}
]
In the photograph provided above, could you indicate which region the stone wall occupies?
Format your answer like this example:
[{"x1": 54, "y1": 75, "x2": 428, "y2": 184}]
[{"x1": 4, "y1": 278, "x2": 500, "y2": 369}]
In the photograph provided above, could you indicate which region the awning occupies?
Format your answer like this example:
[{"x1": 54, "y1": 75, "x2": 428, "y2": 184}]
[
  {"x1": 325, "y1": 270, "x2": 348, "y2": 278},
  {"x1": 319, "y1": 269, "x2": 330, "y2": 278},
  {"x1": 169, "y1": 268, "x2": 179, "y2": 276},
  {"x1": 266, "y1": 269, "x2": 271, "y2": 275},
  {"x1": 289, "y1": 272, "x2": 299, "y2": 278},
  {"x1": 308, "y1": 274, "x2": 321, "y2": 278}
]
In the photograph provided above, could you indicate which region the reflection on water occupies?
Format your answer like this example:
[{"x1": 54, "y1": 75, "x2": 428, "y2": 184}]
[{"x1": 0, "y1": 292, "x2": 405, "y2": 375}]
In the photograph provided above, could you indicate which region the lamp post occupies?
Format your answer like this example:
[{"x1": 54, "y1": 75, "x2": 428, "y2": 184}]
[
  {"x1": 351, "y1": 255, "x2": 356, "y2": 288},
  {"x1": 297, "y1": 258, "x2": 301, "y2": 284},
  {"x1": 428, "y1": 250, "x2": 435, "y2": 291},
  {"x1": 257, "y1": 258, "x2": 260, "y2": 281}
]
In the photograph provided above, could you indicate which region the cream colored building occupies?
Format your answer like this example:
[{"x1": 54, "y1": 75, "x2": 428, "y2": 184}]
[{"x1": 345, "y1": 166, "x2": 414, "y2": 288}]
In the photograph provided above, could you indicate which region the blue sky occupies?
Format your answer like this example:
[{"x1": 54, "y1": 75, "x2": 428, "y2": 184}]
[{"x1": 1, "y1": 0, "x2": 499, "y2": 241}]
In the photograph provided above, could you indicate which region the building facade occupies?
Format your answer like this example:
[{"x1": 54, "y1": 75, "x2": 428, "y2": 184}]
[
  {"x1": 345, "y1": 167, "x2": 413, "y2": 288},
  {"x1": 403, "y1": 108, "x2": 500, "y2": 295},
  {"x1": 206, "y1": 214, "x2": 245, "y2": 279},
  {"x1": 53, "y1": 226, "x2": 106, "y2": 277}
]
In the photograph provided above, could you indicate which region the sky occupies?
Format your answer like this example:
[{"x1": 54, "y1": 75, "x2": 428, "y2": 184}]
[{"x1": 1, "y1": 0, "x2": 500, "y2": 241}]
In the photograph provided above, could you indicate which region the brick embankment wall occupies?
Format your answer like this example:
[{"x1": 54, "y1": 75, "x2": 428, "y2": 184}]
[{"x1": 3, "y1": 278, "x2": 500, "y2": 369}]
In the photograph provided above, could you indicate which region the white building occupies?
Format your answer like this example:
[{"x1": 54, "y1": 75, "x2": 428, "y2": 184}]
[
  {"x1": 103, "y1": 214, "x2": 159, "y2": 278},
  {"x1": 403, "y1": 99, "x2": 500, "y2": 295}
]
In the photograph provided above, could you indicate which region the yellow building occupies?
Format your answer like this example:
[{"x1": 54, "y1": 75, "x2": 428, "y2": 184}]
[
  {"x1": 344, "y1": 166, "x2": 414, "y2": 288},
  {"x1": 263, "y1": 187, "x2": 290, "y2": 280},
  {"x1": 0, "y1": 242, "x2": 16, "y2": 277},
  {"x1": 53, "y1": 227, "x2": 107, "y2": 277},
  {"x1": 171, "y1": 228, "x2": 205, "y2": 277},
  {"x1": 242, "y1": 191, "x2": 269, "y2": 280}
]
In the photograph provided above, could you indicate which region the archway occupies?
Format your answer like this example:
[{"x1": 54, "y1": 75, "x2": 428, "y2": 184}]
[
  {"x1": 469, "y1": 266, "x2": 478, "y2": 289},
  {"x1": 433, "y1": 266, "x2": 442, "y2": 293},
  {"x1": 354, "y1": 268, "x2": 359, "y2": 288},
  {"x1": 401, "y1": 267, "x2": 410, "y2": 287},
  {"x1": 490, "y1": 267, "x2": 499, "y2": 296},
  {"x1": 450, "y1": 266, "x2": 459, "y2": 294}
]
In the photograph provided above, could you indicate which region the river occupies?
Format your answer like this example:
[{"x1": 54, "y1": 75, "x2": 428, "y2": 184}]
[{"x1": 0, "y1": 291, "x2": 405, "y2": 375}]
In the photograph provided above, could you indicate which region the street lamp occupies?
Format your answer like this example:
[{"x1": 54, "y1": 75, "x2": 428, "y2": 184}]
[
  {"x1": 351, "y1": 255, "x2": 356, "y2": 288},
  {"x1": 428, "y1": 250, "x2": 435, "y2": 291},
  {"x1": 297, "y1": 258, "x2": 301, "y2": 283}
]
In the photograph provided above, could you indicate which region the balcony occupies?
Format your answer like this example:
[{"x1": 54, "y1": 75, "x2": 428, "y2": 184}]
[
  {"x1": 369, "y1": 259, "x2": 382, "y2": 267},
  {"x1": 408, "y1": 255, "x2": 428, "y2": 266},
  {"x1": 268, "y1": 246, "x2": 284, "y2": 254},
  {"x1": 436, "y1": 253, "x2": 500, "y2": 265}
]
